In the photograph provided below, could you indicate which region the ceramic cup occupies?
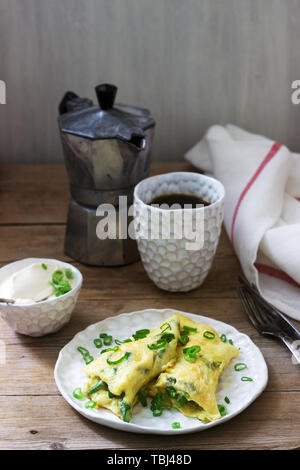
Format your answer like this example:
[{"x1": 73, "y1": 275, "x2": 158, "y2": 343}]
[{"x1": 133, "y1": 172, "x2": 225, "y2": 292}]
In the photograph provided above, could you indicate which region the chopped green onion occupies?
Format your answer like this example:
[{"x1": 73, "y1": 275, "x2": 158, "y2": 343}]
[
  {"x1": 234, "y1": 363, "x2": 247, "y2": 372},
  {"x1": 229, "y1": 339, "x2": 234, "y2": 345},
  {"x1": 107, "y1": 352, "x2": 131, "y2": 365},
  {"x1": 77, "y1": 346, "x2": 89, "y2": 355},
  {"x1": 87, "y1": 380, "x2": 107, "y2": 395},
  {"x1": 108, "y1": 391, "x2": 118, "y2": 399},
  {"x1": 65, "y1": 268, "x2": 74, "y2": 279},
  {"x1": 119, "y1": 401, "x2": 131, "y2": 422},
  {"x1": 183, "y1": 345, "x2": 201, "y2": 362},
  {"x1": 84, "y1": 355, "x2": 94, "y2": 365},
  {"x1": 172, "y1": 422, "x2": 181, "y2": 429},
  {"x1": 203, "y1": 330, "x2": 215, "y2": 340},
  {"x1": 224, "y1": 396, "x2": 230, "y2": 404},
  {"x1": 241, "y1": 376, "x2": 253, "y2": 382},
  {"x1": 72, "y1": 387, "x2": 83, "y2": 399},
  {"x1": 176, "y1": 395, "x2": 188, "y2": 408},
  {"x1": 101, "y1": 346, "x2": 119, "y2": 354},
  {"x1": 220, "y1": 334, "x2": 227, "y2": 343},
  {"x1": 77, "y1": 346, "x2": 94, "y2": 364},
  {"x1": 133, "y1": 329, "x2": 150, "y2": 341},
  {"x1": 178, "y1": 335, "x2": 189, "y2": 346},
  {"x1": 115, "y1": 339, "x2": 132, "y2": 345},
  {"x1": 183, "y1": 345, "x2": 200, "y2": 355},
  {"x1": 100, "y1": 333, "x2": 108, "y2": 338},
  {"x1": 150, "y1": 392, "x2": 172, "y2": 417},
  {"x1": 218, "y1": 404, "x2": 227, "y2": 417},
  {"x1": 103, "y1": 335, "x2": 113, "y2": 346},
  {"x1": 93, "y1": 338, "x2": 103, "y2": 348},
  {"x1": 85, "y1": 400, "x2": 96, "y2": 409},
  {"x1": 41, "y1": 263, "x2": 47, "y2": 270},
  {"x1": 138, "y1": 390, "x2": 148, "y2": 407},
  {"x1": 183, "y1": 326, "x2": 197, "y2": 333},
  {"x1": 52, "y1": 270, "x2": 64, "y2": 283},
  {"x1": 160, "y1": 322, "x2": 171, "y2": 332},
  {"x1": 160, "y1": 333, "x2": 175, "y2": 343},
  {"x1": 148, "y1": 339, "x2": 167, "y2": 350},
  {"x1": 166, "y1": 386, "x2": 177, "y2": 398}
]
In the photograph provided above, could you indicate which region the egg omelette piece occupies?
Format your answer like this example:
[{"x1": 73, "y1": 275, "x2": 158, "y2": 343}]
[
  {"x1": 148, "y1": 314, "x2": 239, "y2": 422},
  {"x1": 82, "y1": 314, "x2": 180, "y2": 422}
]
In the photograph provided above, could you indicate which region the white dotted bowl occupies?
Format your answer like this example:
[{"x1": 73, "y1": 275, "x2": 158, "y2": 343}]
[
  {"x1": 134, "y1": 172, "x2": 225, "y2": 292},
  {"x1": 0, "y1": 258, "x2": 82, "y2": 337}
]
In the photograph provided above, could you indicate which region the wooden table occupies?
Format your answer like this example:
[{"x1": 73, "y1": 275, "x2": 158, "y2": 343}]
[{"x1": 0, "y1": 162, "x2": 299, "y2": 450}]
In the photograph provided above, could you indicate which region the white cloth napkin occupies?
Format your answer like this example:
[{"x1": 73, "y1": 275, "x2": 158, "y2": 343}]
[{"x1": 185, "y1": 124, "x2": 300, "y2": 321}]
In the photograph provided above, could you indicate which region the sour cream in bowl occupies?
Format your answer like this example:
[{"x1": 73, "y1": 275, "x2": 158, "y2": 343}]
[{"x1": 0, "y1": 258, "x2": 82, "y2": 336}]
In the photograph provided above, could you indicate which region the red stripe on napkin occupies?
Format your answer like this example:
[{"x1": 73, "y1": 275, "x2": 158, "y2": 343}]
[
  {"x1": 231, "y1": 142, "x2": 282, "y2": 245},
  {"x1": 255, "y1": 262, "x2": 300, "y2": 289}
]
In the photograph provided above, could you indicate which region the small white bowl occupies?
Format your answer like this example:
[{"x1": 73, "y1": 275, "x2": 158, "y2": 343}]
[{"x1": 0, "y1": 258, "x2": 82, "y2": 337}]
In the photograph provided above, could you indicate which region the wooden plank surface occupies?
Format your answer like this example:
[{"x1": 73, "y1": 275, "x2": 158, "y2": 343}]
[{"x1": 0, "y1": 162, "x2": 299, "y2": 450}]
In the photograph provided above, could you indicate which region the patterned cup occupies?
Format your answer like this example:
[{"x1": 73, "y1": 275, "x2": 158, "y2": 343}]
[{"x1": 133, "y1": 172, "x2": 225, "y2": 292}]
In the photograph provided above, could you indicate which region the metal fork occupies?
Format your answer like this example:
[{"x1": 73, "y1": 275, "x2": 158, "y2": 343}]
[{"x1": 238, "y1": 279, "x2": 300, "y2": 365}]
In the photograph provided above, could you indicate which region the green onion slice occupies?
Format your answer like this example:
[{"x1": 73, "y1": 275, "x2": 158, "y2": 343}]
[
  {"x1": 241, "y1": 376, "x2": 253, "y2": 382},
  {"x1": 120, "y1": 401, "x2": 131, "y2": 422},
  {"x1": 172, "y1": 422, "x2": 181, "y2": 429},
  {"x1": 183, "y1": 326, "x2": 197, "y2": 333},
  {"x1": 103, "y1": 335, "x2": 113, "y2": 346},
  {"x1": 52, "y1": 269, "x2": 64, "y2": 283},
  {"x1": 115, "y1": 339, "x2": 132, "y2": 345},
  {"x1": 138, "y1": 390, "x2": 148, "y2": 407},
  {"x1": 183, "y1": 345, "x2": 200, "y2": 355},
  {"x1": 93, "y1": 338, "x2": 103, "y2": 348},
  {"x1": 133, "y1": 329, "x2": 150, "y2": 341},
  {"x1": 229, "y1": 339, "x2": 234, "y2": 345},
  {"x1": 218, "y1": 404, "x2": 227, "y2": 417},
  {"x1": 107, "y1": 352, "x2": 130, "y2": 365},
  {"x1": 73, "y1": 387, "x2": 83, "y2": 399},
  {"x1": 160, "y1": 322, "x2": 171, "y2": 332},
  {"x1": 220, "y1": 334, "x2": 227, "y2": 343},
  {"x1": 77, "y1": 346, "x2": 94, "y2": 364},
  {"x1": 147, "y1": 339, "x2": 167, "y2": 350},
  {"x1": 224, "y1": 396, "x2": 230, "y2": 404},
  {"x1": 65, "y1": 268, "x2": 74, "y2": 279},
  {"x1": 203, "y1": 330, "x2": 215, "y2": 340},
  {"x1": 234, "y1": 363, "x2": 247, "y2": 371},
  {"x1": 176, "y1": 395, "x2": 188, "y2": 408},
  {"x1": 85, "y1": 400, "x2": 96, "y2": 409},
  {"x1": 41, "y1": 263, "x2": 47, "y2": 270},
  {"x1": 178, "y1": 335, "x2": 189, "y2": 346},
  {"x1": 87, "y1": 380, "x2": 107, "y2": 395},
  {"x1": 101, "y1": 346, "x2": 119, "y2": 354}
]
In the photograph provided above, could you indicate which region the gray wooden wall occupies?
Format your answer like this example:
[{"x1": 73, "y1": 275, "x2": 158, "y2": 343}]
[{"x1": 1, "y1": 0, "x2": 300, "y2": 163}]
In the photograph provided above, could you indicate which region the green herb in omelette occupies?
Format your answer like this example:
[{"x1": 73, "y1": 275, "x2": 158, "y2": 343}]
[
  {"x1": 107, "y1": 352, "x2": 131, "y2": 365},
  {"x1": 138, "y1": 389, "x2": 148, "y2": 407}
]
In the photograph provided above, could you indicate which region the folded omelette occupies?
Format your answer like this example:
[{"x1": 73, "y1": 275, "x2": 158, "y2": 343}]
[
  {"x1": 82, "y1": 314, "x2": 180, "y2": 422},
  {"x1": 148, "y1": 314, "x2": 239, "y2": 422}
]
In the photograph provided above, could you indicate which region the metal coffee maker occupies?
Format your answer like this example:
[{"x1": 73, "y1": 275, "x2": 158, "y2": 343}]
[{"x1": 58, "y1": 83, "x2": 155, "y2": 265}]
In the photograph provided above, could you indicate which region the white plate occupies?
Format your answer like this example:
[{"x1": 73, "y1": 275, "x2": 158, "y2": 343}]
[{"x1": 54, "y1": 308, "x2": 268, "y2": 435}]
